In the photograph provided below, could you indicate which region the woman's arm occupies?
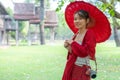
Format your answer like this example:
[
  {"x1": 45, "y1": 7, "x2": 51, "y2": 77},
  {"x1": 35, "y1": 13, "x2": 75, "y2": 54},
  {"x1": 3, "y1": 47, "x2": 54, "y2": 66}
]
[
  {"x1": 70, "y1": 30, "x2": 96, "y2": 59},
  {"x1": 71, "y1": 41, "x2": 89, "y2": 57}
]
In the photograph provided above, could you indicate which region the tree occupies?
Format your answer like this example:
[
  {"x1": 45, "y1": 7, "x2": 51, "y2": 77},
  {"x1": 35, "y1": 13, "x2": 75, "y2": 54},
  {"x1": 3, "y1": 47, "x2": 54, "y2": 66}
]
[
  {"x1": 25, "y1": 0, "x2": 45, "y2": 45},
  {"x1": 39, "y1": 0, "x2": 45, "y2": 45},
  {"x1": 98, "y1": 0, "x2": 120, "y2": 47},
  {"x1": 55, "y1": 11, "x2": 73, "y2": 40}
]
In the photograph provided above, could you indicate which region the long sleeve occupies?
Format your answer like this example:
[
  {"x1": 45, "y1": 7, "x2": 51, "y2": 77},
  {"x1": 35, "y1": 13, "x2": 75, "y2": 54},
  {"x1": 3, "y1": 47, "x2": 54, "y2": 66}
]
[{"x1": 70, "y1": 30, "x2": 96, "y2": 60}]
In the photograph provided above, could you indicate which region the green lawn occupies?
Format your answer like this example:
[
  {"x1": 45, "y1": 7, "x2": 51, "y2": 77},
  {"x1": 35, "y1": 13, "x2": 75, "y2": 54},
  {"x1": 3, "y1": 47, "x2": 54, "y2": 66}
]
[{"x1": 0, "y1": 41, "x2": 120, "y2": 80}]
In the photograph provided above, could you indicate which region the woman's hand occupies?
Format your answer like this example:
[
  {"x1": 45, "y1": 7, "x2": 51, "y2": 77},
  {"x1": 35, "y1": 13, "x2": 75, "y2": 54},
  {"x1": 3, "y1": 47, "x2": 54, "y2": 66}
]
[
  {"x1": 64, "y1": 40, "x2": 73, "y2": 48},
  {"x1": 66, "y1": 40, "x2": 73, "y2": 44},
  {"x1": 66, "y1": 46, "x2": 72, "y2": 53},
  {"x1": 64, "y1": 40, "x2": 69, "y2": 48},
  {"x1": 64, "y1": 40, "x2": 73, "y2": 53}
]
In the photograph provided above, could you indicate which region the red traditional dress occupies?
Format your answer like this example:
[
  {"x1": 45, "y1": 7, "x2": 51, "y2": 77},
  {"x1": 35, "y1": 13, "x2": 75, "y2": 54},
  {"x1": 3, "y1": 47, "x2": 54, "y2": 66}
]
[{"x1": 62, "y1": 29, "x2": 96, "y2": 80}]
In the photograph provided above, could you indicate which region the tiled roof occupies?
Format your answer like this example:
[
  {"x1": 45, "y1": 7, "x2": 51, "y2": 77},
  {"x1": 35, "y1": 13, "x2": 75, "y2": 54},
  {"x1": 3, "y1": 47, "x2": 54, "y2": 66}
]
[{"x1": 14, "y1": 3, "x2": 35, "y2": 15}]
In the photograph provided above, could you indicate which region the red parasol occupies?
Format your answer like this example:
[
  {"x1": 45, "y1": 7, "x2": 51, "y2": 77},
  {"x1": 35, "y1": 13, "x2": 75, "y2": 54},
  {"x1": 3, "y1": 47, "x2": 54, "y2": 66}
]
[{"x1": 65, "y1": 1, "x2": 111, "y2": 43}]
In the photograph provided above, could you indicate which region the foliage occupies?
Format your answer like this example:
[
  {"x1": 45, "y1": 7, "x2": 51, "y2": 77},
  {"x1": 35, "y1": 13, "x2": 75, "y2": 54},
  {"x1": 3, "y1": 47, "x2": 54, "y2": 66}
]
[
  {"x1": 56, "y1": 0, "x2": 74, "y2": 12},
  {"x1": 44, "y1": 0, "x2": 50, "y2": 9},
  {"x1": 10, "y1": 31, "x2": 16, "y2": 39},
  {"x1": 6, "y1": 6, "x2": 28, "y2": 39},
  {"x1": 55, "y1": 11, "x2": 73, "y2": 40},
  {"x1": 21, "y1": 21, "x2": 29, "y2": 37},
  {"x1": 6, "y1": 7, "x2": 13, "y2": 16},
  {"x1": 101, "y1": 3, "x2": 115, "y2": 16},
  {"x1": 6, "y1": 7, "x2": 16, "y2": 39},
  {"x1": 18, "y1": 21, "x2": 29, "y2": 38},
  {"x1": 35, "y1": 0, "x2": 40, "y2": 5},
  {"x1": 24, "y1": 0, "x2": 31, "y2": 3},
  {"x1": 56, "y1": 0, "x2": 116, "y2": 16},
  {"x1": 19, "y1": 22, "x2": 26, "y2": 33}
]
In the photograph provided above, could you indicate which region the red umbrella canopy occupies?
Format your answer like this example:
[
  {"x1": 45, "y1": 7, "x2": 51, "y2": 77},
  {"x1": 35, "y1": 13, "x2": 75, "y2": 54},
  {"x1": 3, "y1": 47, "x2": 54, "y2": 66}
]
[{"x1": 65, "y1": 1, "x2": 111, "y2": 43}]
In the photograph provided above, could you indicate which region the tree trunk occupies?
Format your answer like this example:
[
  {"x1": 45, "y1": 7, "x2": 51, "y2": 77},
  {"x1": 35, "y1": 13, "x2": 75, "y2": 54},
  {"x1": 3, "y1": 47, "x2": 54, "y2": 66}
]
[
  {"x1": 98, "y1": 0, "x2": 120, "y2": 47},
  {"x1": 39, "y1": 0, "x2": 45, "y2": 45},
  {"x1": 50, "y1": 27, "x2": 55, "y2": 42},
  {"x1": 112, "y1": 17, "x2": 120, "y2": 47},
  {"x1": 113, "y1": 27, "x2": 120, "y2": 47},
  {"x1": 15, "y1": 20, "x2": 19, "y2": 46}
]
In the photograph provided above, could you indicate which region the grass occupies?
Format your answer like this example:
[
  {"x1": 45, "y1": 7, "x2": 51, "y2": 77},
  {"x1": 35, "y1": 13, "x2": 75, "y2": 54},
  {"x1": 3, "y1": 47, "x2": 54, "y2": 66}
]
[
  {"x1": 0, "y1": 40, "x2": 120, "y2": 80},
  {"x1": 95, "y1": 41, "x2": 120, "y2": 80}
]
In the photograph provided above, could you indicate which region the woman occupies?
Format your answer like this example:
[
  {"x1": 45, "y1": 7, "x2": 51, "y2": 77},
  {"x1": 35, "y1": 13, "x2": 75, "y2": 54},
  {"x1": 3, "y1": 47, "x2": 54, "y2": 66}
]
[{"x1": 62, "y1": 10, "x2": 96, "y2": 80}]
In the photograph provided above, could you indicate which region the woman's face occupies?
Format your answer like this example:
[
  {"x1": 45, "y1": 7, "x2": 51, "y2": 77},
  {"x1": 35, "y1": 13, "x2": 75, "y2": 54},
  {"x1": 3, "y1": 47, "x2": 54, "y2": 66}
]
[{"x1": 74, "y1": 13, "x2": 88, "y2": 29}]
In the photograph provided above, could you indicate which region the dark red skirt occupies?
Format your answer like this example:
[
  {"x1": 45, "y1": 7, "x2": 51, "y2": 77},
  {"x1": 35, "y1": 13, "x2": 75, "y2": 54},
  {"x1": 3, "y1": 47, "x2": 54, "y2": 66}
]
[{"x1": 71, "y1": 64, "x2": 90, "y2": 80}]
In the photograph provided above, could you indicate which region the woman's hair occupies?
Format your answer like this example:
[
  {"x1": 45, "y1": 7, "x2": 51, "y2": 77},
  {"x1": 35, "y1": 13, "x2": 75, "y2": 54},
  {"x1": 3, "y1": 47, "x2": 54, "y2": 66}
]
[{"x1": 75, "y1": 10, "x2": 89, "y2": 20}]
